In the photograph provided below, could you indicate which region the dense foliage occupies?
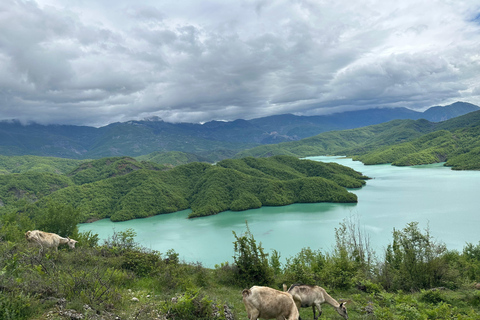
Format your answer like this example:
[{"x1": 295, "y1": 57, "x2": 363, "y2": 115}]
[
  {"x1": 354, "y1": 112, "x2": 480, "y2": 169},
  {"x1": 0, "y1": 155, "x2": 365, "y2": 222},
  {"x1": 0, "y1": 155, "x2": 82, "y2": 174},
  {"x1": 0, "y1": 172, "x2": 73, "y2": 207},
  {"x1": 136, "y1": 151, "x2": 210, "y2": 166},
  {"x1": 236, "y1": 111, "x2": 480, "y2": 170},
  {"x1": 67, "y1": 156, "x2": 168, "y2": 185},
  {"x1": 234, "y1": 119, "x2": 436, "y2": 159},
  {"x1": 1, "y1": 212, "x2": 480, "y2": 320}
]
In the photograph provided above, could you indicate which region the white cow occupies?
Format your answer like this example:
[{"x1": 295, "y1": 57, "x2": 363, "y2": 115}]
[
  {"x1": 242, "y1": 286, "x2": 299, "y2": 320},
  {"x1": 25, "y1": 230, "x2": 77, "y2": 253},
  {"x1": 283, "y1": 284, "x2": 348, "y2": 319}
]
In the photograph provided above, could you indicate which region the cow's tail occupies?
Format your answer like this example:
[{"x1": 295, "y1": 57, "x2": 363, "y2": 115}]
[{"x1": 242, "y1": 289, "x2": 251, "y2": 298}]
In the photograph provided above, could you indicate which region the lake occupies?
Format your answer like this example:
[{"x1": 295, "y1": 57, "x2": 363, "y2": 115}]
[{"x1": 78, "y1": 156, "x2": 480, "y2": 268}]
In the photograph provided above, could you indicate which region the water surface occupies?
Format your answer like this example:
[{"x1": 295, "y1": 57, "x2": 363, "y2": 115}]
[{"x1": 79, "y1": 157, "x2": 480, "y2": 267}]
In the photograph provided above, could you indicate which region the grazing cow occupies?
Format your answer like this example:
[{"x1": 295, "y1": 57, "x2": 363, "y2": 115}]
[
  {"x1": 283, "y1": 284, "x2": 348, "y2": 319},
  {"x1": 242, "y1": 286, "x2": 299, "y2": 320},
  {"x1": 25, "y1": 230, "x2": 77, "y2": 253}
]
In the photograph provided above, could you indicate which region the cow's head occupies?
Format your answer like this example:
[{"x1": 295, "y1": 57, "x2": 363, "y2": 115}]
[{"x1": 67, "y1": 237, "x2": 78, "y2": 249}]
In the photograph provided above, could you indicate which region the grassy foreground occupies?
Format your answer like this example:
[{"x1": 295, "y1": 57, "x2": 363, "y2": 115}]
[{"x1": 1, "y1": 219, "x2": 480, "y2": 320}]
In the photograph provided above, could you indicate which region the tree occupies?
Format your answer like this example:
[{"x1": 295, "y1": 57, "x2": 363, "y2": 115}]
[
  {"x1": 380, "y1": 222, "x2": 450, "y2": 291},
  {"x1": 35, "y1": 201, "x2": 81, "y2": 237}
]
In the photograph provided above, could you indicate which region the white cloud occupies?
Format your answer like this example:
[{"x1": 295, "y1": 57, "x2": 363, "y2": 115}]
[{"x1": 0, "y1": 0, "x2": 479, "y2": 126}]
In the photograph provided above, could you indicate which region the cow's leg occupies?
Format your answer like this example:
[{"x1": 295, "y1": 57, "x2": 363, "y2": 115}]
[
  {"x1": 313, "y1": 303, "x2": 322, "y2": 320},
  {"x1": 249, "y1": 309, "x2": 259, "y2": 320}
]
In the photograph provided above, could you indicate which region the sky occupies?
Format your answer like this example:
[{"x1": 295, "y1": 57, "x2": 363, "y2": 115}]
[{"x1": 1, "y1": 0, "x2": 480, "y2": 127}]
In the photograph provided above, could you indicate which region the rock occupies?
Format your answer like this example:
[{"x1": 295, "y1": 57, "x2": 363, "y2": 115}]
[
  {"x1": 131, "y1": 297, "x2": 139, "y2": 302},
  {"x1": 224, "y1": 304, "x2": 235, "y2": 320},
  {"x1": 58, "y1": 309, "x2": 84, "y2": 320}
]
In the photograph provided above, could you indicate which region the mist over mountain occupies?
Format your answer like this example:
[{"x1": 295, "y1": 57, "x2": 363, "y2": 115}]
[{"x1": 0, "y1": 102, "x2": 477, "y2": 160}]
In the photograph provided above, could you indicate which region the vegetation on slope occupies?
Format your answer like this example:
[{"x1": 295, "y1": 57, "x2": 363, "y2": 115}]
[
  {"x1": 0, "y1": 155, "x2": 367, "y2": 222},
  {"x1": 234, "y1": 119, "x2": 436, "y2": 158},
  {"x1": 0, "y1": 155, "x2": 83, "y2": 174},
  {"x1": 136, "y1": 151, "x2": 211, "y2": 166},
  {"x1": 39, "y1": 156, "x2": 367, "y2": 221},
  {"x1": 236, "y1": 111, "x2": 480, "y2": 170},
  {"x1": 1, "y1": 208, "x2": 479, "y2": 320},
  {"x1": 0, "y1": 172, "x2": 73, "y2": 207},
  {"x1": 353, "y1": 111, "x2": 480, "y2": 169},
  {"x1": 68, "y1": 156, "x2": 169, "y2": 185}
]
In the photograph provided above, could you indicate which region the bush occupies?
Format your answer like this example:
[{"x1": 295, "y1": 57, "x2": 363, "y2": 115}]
[
  {"x1": 122, "y1": 249, "x2": 161, "y2": 277},
  {"x1": 160, "y1": 289, "x2": 224, "y2": 320},
  {"x1": 35, "y1": 201, "x2": 81, "y2": 237},
  {"x1": 75, "y1": 230, "x2": 100, "y2": 248},
  {"x1": 232, "y1": 222, "x2": 273, "y2": 287},
  {"x1": 103, "y1": 228, "x2": 138, "y2": 254},
  {"x1": 283, "y1": 247, "x2": 324, "y2": 285},
  {"x1": 380, "y1": 222, "x2": 452, "y2": 291},
  {"x1": 420, "y1": 289, "x2": 446, "y2": 304},
  {"x1": 0, "y1": 292, "x2": 36, "y2": 320}
]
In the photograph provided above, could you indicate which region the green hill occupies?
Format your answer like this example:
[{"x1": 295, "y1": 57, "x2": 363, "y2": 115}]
[
  {"x1": 0, "y1": 172, "x2": 73, "y2": 207},
  {"x1": 39, "y1": 156, "x2": 368, "y2": 221},
  {"x1": 234, "y1": 119, "x2": 436, "y2": 158},
  {"x1": 0, "y1": 155, "x2": 83, "y2": 174},
  {"x1": 67, "y1": 156, "x2": 169, "y2": 185},
  {"x1": 235, "y1": 110, "x2": 480, "y2": 170},
  {"x1": 136, "y1": 151, "x2": 210, "y2": 166},
  {"x1": 354, "y1": 111, "x2": 480, "y2": 169}
]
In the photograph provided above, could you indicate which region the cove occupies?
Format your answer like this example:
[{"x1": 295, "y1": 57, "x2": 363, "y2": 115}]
[{"x1": 79, "y1": 157, "x2": 480, "y2": 268}]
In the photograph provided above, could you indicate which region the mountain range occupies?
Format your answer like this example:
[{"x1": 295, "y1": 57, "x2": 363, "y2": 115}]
[{"x1": 0, "y1": 102, "x2": 478, "y2": 160}]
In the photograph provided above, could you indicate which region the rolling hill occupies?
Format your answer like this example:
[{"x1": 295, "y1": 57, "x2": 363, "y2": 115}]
[
  {"x1": 18, "y1": 156, "x2": 367, "y2": 221},
  {"x1": 236, "y1": 110, "x2": 480, "y2": 170}
]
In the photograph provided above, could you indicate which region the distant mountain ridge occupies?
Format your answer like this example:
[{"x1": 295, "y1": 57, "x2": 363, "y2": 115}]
[
  {"x1": 0, "y1": 101, "x2": 478, "y2": 160},
  {"x1": 236, "y1": 109, "x2": 480, "y2": 170}
]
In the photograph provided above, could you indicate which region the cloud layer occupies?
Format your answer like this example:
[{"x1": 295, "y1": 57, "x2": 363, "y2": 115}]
[{"x1": 1, "y1": 0, "x2": 480, "y2": 126}]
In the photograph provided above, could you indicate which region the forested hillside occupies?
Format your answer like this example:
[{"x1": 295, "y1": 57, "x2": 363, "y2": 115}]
[
  {"x1": 0, "y1": 155, "x2": 83, "y2": 174},
  {"x1": 235, "y1": 119, "x2": 436, "y2": 158},
  {"x1": 237, "y1": 110, "x2": 480, "y2": 170},
  {"x1": 353, "y1": 110, "x2": 480, "y2": 169},
  {"x1": 0, "y1": 156, "x2": 368, "y2": 222},
  {"x1": 136, "y1": 151, "x2": 211, "y2": 166}
]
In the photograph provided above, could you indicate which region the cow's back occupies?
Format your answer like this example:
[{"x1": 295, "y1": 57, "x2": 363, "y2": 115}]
[
  {"x1": 243, "y1": 286, "x2": 298, "y2": 319},
  {"x1": 26, "y1": 230, "x2": 60, "y2": 248}
]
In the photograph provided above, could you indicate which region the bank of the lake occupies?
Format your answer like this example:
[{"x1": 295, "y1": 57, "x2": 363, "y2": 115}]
[{"x1": 79, "y1": 156, "x2": 480, "y2": 268}]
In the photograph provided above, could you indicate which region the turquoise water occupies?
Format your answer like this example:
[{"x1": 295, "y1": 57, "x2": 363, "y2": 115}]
[{"x1": 79, "y1": 157, "x2": 480, "y2": 268}]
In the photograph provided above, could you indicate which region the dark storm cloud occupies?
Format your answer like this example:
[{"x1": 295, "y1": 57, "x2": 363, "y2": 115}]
[{"x1": 1, "y1": 0, "x2": 480, "y2": 126}]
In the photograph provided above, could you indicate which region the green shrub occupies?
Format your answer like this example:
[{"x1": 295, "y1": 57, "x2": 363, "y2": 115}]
[
  {"x1": 380, "y1": 222, "x2": 452, "y2": 291},
  {"x1": 420, "y1": 289, "x2": 446, "y2": 304},
  {"x1": 283, "y1": 247, "x2": 324, "y2": 285},
  {"x1": 160, "y1": 289, "x2": 224, "y2": 320},
  {"x1": 75, "y1": 230, "x2": 100, "y2": 248},
  {"x1": 35, "y1": 201, "x2": 81, "y2": 237},
  {"x1": 232, "y1": 222, "x2": 273, "y2": 287},
  {"x1": 0, "y1": 292, "x2": 36, "y2": 320},
  {"x1": 122, "y1": 249, "x2": 161, "y2": 277}
]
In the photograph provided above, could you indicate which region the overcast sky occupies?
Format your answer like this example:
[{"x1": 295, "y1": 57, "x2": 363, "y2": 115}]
[{"x1": 1, "y1": 0, "x2": 480, "y2": 126}]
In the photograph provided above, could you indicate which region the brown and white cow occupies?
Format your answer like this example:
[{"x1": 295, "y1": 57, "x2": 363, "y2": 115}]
[{"x1": 242, "y1": 285, "x2": 299, "y2": 320}]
